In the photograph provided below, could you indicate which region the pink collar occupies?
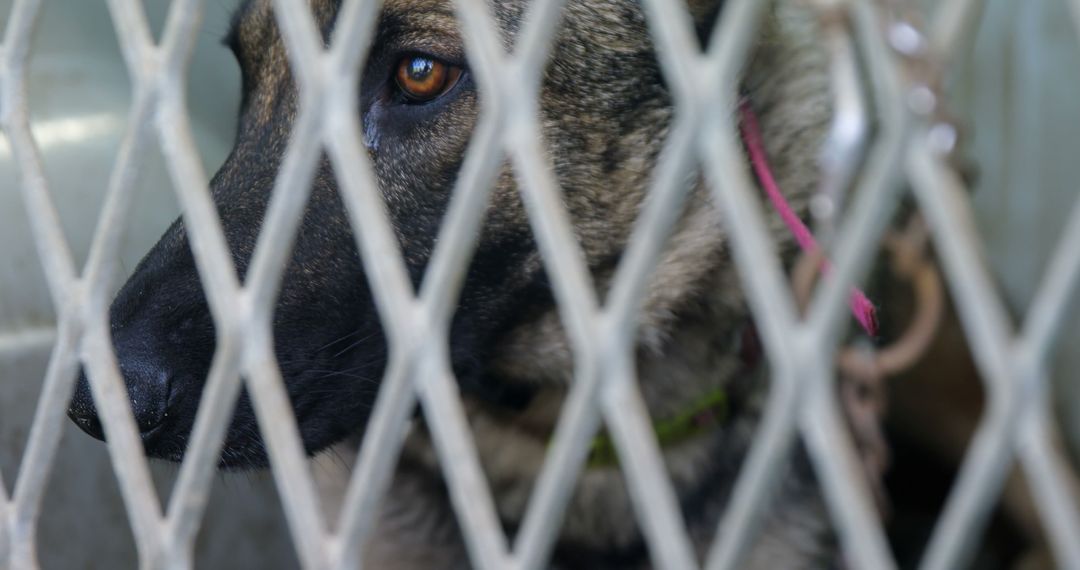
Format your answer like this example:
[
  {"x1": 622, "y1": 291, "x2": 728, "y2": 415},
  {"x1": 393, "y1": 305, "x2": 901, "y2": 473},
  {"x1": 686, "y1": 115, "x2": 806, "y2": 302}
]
[{"x1": 739, "y1": 102, "x2": 878, "y2": 337}]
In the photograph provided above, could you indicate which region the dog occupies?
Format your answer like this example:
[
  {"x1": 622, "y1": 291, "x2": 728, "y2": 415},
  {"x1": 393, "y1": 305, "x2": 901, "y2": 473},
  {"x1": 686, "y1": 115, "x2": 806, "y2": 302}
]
[{"x1": 68, "y1": 0, "x2": 844, "y2": 567}]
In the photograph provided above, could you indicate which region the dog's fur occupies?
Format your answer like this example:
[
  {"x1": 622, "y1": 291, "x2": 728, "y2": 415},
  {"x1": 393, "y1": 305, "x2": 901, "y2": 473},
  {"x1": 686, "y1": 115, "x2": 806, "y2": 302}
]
[{"x1": 69, "y1": 1, "x2": 840, "y2": 567}]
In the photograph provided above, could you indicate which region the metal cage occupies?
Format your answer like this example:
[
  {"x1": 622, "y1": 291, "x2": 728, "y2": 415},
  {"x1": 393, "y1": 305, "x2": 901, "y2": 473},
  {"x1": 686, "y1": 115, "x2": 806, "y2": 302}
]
[{"x1": 2, "y1": 0, "x2": 1080, "y2": 568}]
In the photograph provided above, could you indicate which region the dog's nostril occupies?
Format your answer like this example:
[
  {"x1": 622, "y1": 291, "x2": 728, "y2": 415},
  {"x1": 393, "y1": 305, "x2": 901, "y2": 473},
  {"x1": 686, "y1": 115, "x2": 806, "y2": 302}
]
[
  {"x1": 70, "y1": 412, "x2": 106, "y2": 441},
  {"x1": 68, "y1": 382, "x2": 106, "y2": 440},
  {"x1": 68, "y1": 372, "x2": 108, "y2": 441},
  {"x1": 68, "y1": 364, "x2": 171, "y2": 441}
]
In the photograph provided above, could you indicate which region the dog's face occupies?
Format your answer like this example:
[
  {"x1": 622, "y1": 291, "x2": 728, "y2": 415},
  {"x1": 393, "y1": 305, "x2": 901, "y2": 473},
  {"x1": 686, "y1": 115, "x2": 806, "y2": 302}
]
[{"x1": 68, "y1": 0, "x2": 720, "y2": 467}]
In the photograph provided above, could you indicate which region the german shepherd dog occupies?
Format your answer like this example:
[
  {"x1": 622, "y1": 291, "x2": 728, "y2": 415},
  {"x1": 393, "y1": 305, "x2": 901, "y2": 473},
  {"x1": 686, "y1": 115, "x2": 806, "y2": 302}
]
[{"x1": 69, "y1": 0, "x2": 843, "y2": 567}]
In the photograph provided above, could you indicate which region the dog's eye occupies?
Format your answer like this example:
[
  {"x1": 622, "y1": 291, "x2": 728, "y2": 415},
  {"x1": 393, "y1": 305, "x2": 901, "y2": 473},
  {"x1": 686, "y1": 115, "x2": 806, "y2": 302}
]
[{"x1": 394, "y1": 55, "x2": 462, "y2": 102}]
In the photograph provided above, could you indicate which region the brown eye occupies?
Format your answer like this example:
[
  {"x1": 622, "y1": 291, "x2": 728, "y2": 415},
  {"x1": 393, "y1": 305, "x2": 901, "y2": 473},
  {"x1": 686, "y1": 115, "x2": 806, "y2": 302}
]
[{"x1": 394, "y1": 55, "x2": 462, "y2": 102}]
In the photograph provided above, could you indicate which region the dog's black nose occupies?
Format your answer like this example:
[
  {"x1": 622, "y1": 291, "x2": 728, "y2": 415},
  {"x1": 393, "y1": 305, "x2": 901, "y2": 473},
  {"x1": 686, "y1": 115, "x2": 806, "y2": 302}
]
[{"x1": 68, "y1": 359, "x2": 171, "y2": 441}]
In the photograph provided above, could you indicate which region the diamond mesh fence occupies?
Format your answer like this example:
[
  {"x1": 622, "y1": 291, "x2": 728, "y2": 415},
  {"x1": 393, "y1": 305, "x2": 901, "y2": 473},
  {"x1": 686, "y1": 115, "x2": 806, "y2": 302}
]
[{"x1": 1, "y1": 0, "x2": 1080, "y2": 569}]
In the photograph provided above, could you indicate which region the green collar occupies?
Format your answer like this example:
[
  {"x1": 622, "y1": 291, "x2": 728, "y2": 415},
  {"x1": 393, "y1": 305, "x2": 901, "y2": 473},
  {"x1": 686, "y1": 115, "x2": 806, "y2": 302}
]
[{"x1": 584, "y1": 387, "x2": 728, "y2": 468}]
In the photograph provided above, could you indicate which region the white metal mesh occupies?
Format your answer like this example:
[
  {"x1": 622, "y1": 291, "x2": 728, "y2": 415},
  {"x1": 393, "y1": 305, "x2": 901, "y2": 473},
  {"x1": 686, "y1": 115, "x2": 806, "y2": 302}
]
[{"x1": 1, "y1": 0, "x2": 1079, "y2": 569}]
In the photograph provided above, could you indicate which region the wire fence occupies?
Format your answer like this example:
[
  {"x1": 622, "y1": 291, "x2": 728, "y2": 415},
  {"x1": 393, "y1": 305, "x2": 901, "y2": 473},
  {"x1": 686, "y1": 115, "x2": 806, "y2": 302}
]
[{"x1": 1, "y1": 0, "x2": 1080, "y2": 569}]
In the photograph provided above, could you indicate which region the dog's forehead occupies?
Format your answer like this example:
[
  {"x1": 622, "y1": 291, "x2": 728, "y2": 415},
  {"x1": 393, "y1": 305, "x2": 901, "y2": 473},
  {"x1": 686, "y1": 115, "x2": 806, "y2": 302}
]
[{"x1": 229, "y1": 0, "x2": 530, "y2": 50}]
